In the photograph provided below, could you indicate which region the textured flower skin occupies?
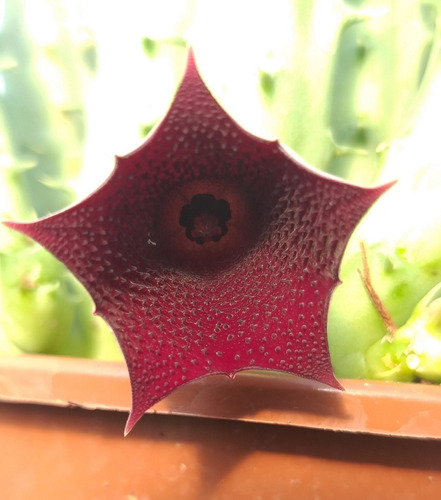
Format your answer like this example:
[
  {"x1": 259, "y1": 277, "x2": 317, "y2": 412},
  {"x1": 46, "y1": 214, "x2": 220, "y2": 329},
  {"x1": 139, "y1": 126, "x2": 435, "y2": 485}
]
[{"x1": 4, "y1": 50, "x2": 392, "y2": 434}]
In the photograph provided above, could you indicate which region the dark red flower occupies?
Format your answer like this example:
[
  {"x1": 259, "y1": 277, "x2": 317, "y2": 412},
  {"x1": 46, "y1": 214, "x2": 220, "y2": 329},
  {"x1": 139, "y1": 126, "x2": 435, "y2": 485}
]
[{"x1": 4, "y1": 50, "x2": 392, "y2": 434}]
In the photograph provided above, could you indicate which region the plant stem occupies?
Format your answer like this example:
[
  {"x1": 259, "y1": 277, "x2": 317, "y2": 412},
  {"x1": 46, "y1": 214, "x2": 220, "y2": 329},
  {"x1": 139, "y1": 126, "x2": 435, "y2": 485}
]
[{"x1": 358, "y1": 241, "x2": 397, "y2": 340}]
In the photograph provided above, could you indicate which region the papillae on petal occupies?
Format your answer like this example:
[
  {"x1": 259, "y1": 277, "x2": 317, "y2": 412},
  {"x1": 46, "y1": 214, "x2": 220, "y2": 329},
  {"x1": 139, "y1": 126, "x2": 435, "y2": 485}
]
[{"x1": 4, "y1": 49, "x2": 393, "y2": 434}]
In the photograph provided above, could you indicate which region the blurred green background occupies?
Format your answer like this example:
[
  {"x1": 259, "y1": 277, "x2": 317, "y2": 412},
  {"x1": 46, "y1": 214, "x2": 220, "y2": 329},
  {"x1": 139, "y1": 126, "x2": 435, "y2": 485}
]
[{"x1": 1, "y1": 0, "x2": 441, "y2": 382}]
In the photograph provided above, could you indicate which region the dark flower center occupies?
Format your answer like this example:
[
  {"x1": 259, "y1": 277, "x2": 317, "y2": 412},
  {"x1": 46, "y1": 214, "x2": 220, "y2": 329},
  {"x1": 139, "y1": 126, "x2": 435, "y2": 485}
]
[
  {"x1": 179, "y1": 194, "x2": 231, "y2": 245},
  {"x1": 155, "y1": 179, "x2": 263, "y2": 274}
]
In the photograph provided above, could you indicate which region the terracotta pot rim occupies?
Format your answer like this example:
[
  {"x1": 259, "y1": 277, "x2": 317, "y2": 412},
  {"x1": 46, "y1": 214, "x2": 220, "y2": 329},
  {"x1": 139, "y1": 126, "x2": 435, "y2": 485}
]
[{"x1": 1, "y1": 354, "x2": 440, "y2": 440}]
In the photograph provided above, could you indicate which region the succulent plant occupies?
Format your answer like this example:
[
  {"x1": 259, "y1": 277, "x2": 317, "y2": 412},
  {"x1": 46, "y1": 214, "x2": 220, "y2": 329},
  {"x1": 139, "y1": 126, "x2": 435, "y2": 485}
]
[{"x1": 5, "y1": 50, "x2": 391, "y2": 433}]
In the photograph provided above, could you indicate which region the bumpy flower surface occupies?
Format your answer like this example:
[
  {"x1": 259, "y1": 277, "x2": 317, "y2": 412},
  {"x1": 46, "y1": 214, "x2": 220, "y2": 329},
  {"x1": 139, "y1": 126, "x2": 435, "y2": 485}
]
[{"x1": 4, "y1": 50, "x2": 391, "y2": 433}]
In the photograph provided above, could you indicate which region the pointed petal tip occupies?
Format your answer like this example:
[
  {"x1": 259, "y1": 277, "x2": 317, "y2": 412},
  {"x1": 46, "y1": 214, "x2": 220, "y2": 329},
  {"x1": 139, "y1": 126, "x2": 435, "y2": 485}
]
[
  {"x1": 2, "y1": 220, "x2": 17, "y2": 229},
  {"x1": 186, "y1": 45, "x2": 195, "y2": 61},
  {"x1": 328, "y1": 376, "x2": 345, "y2": 391},
  {"x1": 123, "y1": 423, "x2": 132, "y2": 438},
  {"x1": 367, "y1": 178, "x2": 397, "y2": 205},
  {"x1": 184, "y1": 45, "x2": 198, "y2": 76},
  {"x1": 124, "y1": 405, "x2": 146, "y2": 436},
  {"x1": 2, "y1": 219, "x2": 32, "y2": 235},
  {"x1": 124, "y1": 419, "x2": 134, "y2": 437},
  {"x1": 314, "y1": 369, "x2": 344, "y2": 391},
  {"x1": 378, "y1": 178, "x2": 398, "y2": 194}
]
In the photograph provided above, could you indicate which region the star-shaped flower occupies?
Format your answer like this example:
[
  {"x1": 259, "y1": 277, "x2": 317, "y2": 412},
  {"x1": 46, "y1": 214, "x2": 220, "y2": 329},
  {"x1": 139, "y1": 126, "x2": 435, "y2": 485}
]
[{"x1": 4, "y1": 49, "x2": 391, "y2": 434}]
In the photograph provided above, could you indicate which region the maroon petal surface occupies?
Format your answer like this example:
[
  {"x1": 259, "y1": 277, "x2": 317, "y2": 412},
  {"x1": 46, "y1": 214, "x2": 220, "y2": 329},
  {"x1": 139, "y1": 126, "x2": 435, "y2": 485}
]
[{"x1": 5, "y1": 50, "x2": 392, "y2": 434}]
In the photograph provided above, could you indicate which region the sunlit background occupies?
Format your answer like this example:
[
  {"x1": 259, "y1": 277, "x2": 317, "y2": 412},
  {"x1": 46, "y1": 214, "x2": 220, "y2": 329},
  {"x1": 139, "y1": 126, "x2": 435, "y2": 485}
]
[{"x1": 2, "y1": 0, "x2": 440, "y2": 208}]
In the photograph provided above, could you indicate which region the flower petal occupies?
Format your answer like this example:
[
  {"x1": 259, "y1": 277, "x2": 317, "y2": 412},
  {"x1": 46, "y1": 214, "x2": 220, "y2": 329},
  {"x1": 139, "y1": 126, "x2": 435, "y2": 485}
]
[{"x1": 4, "y1": 49, "x2": 393, "y2": 433}]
